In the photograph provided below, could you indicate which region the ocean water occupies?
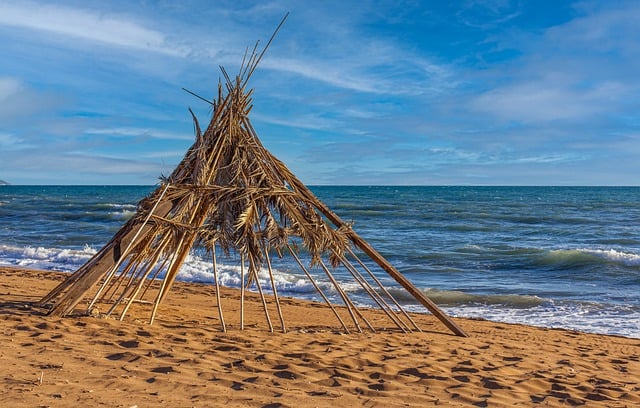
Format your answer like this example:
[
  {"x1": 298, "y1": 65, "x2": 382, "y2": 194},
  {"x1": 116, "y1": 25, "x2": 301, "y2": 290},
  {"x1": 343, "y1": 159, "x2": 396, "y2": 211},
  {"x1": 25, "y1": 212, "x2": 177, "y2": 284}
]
[{"x1": 0, "y1": 185, "x2": 638, "y2": 338}]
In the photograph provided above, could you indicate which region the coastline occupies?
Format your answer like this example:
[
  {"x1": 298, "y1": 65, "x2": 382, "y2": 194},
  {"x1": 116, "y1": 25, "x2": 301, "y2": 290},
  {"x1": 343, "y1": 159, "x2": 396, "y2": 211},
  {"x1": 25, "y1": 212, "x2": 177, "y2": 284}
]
[
  {"x1": 2, "y1": 185, "x2": 640, "y2": 339},
  {"x1": 1, "y1": 266, "x2": 638, "y2": 407}
]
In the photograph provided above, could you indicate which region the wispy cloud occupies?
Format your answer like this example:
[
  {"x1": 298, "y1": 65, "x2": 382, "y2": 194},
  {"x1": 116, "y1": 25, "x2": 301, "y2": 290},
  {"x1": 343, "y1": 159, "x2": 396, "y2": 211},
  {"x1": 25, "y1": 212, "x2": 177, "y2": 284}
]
[
  {"x1": 0, "y1": 131, "x2": 32, "y2": 150},
  {"x1": 468, "y1": 1, "x2": 640, "y2": 126},
  {"x1": 0, "y1": 76, "x2": 64, "y2": 123},
  {"x1": 456, "y1": 0, "x2": 523, "y2": 29},
  {"x1": 0, "y1": 77, "x2": 22, "y2": 100},
  {"x1": 85, "y1": 127, "x2": 193, "y2": 141},
  {"x1": 468, "y1": 81, "x2": 621, "y2": 123},
  {"x1": 1, "y1": 1, "x2": 639, "y2": 185},
  {"x1": 263, "y1": 51, "x2": 455, "y2": 96},
  {"x1": 0, "y1": 1, "x2": 186, "y2": 56},
  {"x1": 0, "y1": 149, "x2": 163, "y2": 184}
]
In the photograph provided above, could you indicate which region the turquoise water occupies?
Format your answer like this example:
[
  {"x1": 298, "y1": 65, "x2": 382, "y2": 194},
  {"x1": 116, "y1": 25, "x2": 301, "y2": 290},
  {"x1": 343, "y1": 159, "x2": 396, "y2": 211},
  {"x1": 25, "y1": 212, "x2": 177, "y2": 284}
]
[{"x1": 1, "y1": 185, "x2": 638, "y2": 337}]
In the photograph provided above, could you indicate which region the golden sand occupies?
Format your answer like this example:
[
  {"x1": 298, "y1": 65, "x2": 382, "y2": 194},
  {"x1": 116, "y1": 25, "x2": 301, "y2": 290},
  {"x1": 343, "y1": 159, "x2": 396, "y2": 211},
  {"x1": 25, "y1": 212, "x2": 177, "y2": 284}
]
[{"x1": 1, "y1": 267, "x2": 638, "y2": 407}]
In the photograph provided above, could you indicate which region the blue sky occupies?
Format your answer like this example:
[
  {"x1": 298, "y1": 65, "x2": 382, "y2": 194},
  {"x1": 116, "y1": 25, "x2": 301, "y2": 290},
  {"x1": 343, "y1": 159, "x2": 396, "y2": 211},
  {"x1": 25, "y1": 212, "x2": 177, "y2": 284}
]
[{"x1": 0, "y1": 1, "x2": 639, "y2": 185}]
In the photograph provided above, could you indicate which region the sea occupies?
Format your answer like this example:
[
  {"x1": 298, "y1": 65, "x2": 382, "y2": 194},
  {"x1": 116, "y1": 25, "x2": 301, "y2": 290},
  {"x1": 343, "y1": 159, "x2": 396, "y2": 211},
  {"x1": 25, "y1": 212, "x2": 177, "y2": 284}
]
[{"x1": 1, "y1": 185, "x2": 639, "y2": 338}]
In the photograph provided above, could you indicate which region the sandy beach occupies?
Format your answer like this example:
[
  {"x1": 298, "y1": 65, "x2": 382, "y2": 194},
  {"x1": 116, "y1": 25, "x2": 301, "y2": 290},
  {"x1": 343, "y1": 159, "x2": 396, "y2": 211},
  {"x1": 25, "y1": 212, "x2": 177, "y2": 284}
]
[{"x1": 1, "y1": 266, "x2": 638, "y2": 407}]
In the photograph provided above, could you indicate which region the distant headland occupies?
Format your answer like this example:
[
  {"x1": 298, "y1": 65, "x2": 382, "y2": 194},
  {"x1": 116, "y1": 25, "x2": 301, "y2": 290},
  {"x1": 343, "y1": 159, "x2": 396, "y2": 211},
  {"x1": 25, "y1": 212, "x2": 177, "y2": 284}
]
[{"x1": 0, "y1": 179, "x2": 9, "y2": 185}]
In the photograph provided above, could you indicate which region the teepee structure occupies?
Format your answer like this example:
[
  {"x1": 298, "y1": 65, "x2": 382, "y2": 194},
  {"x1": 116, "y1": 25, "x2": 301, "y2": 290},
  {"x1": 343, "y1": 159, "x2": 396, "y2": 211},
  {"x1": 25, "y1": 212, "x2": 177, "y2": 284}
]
[{"x1": 39, "y1": 18, "x2": 467, "y2": 337}]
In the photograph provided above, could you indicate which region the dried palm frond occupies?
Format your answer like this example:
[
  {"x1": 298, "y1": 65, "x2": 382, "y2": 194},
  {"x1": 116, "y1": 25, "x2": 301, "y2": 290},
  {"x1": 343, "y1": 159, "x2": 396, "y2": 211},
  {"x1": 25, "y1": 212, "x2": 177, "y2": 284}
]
[{"x1": 38, "y1": 14, "x2": 466, "y2": 337}]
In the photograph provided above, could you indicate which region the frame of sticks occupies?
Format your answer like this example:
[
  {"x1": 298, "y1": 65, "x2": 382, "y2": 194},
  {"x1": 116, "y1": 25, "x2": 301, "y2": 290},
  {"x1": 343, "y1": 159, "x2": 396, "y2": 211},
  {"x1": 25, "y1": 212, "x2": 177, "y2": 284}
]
[{"x1": 38, "y1": 15, "x2": 467, "y2": 337}]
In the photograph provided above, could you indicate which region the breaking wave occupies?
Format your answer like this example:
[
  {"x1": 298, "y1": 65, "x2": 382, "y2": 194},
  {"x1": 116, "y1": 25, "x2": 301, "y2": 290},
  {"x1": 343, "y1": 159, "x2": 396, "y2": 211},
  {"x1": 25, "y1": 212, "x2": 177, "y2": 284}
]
[{"x1": 537, "y1": 248, "x2": 640, "y2": 270}]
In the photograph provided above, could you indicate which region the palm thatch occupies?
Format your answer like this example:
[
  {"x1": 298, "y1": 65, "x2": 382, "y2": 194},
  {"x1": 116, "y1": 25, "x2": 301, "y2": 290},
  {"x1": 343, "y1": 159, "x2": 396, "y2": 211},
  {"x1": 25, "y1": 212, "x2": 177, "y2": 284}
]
[{"x1": 38, "y1": 17, "x2": 467, "y2": 337}]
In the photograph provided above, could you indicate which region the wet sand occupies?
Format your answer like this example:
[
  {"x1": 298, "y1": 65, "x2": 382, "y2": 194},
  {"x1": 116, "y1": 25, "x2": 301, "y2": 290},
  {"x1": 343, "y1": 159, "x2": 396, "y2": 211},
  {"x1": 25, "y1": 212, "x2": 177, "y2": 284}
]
[{"x1": 1, "y1": 266, "x2": 638, "y2": 407}]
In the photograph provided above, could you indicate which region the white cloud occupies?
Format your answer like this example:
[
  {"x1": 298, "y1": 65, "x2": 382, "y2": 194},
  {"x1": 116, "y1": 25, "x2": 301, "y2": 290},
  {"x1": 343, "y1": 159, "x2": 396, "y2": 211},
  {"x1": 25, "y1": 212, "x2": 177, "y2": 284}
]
[
  {"x1": 85, "y1": 127, "x2": 193, "y2": 141},
  {"x1": 546, "y1": 3, "x2": 640, "y2": 54},
  {"x1": 0, "y1": 76, "x2": 63, "y2": 123},
  {"x1": 0, "y1": 77, "x2": 22, "y2": 101},
  {"x1": 513, "y1": 153, "x2": 584, "y2": 164},
  {"x1": 262, "y1": 57, "x2": 382, "y2": 94},
  {"x1": 469, "y1": 83, "x2": 595, "y2": 122},
  {"x1": 462, "y1": 2, "x2": 640, "y2": 126},
  {"x1": 262, "y1": 50, "x2": 455, "y2": 96},
  {"x1": 456, "y1": 0, "x2": 522, "y2": 29},
  {"x1": 0, "y1": 1, "x2": 186, "y2": 56},
  {"x1": 0, "y1": 131, "x2": 26, "y2": 150},
  {"x1": 0, "y1": 149, "x2": 163, "y2": 180}
]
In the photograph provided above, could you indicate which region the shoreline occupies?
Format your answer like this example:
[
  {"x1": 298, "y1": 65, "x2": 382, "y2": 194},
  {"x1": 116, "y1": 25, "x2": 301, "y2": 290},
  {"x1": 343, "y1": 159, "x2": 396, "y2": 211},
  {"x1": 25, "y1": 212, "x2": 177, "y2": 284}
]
[{"x1": 1, "y1": 266, "x2": 639, "y2": 407}]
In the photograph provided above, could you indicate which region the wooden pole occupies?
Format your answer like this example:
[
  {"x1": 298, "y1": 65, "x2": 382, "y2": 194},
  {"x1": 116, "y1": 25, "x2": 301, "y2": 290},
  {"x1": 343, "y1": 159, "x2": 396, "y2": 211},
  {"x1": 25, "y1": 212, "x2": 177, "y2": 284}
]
[
  {"x1": 294, "y1": 182, "x2": 468, "y2": 337},
  {"x1": 240, "y1": 253, "x2": 245, "y2": 330},
  {"x1": 287, "y1": 245, "x2": 350, "y2": 333},
  {"x1": 249, "y1": 254, "x2": 274, "y2": 332},
  {"x1": 337, "y1": 252, "x2": 409, "y2": 333},
  {"x1": 212, "y1": 245, "x2": 227, "y2": 332},
  {"x1": 317, "y1": 260, "x2": 362, "y2": 333},
  {"x1": 347, "y1": 247, "x2": 421, "y2": 332},
  {"x1": 264, "y1": 247, "x2": 286, "y2": 333}
]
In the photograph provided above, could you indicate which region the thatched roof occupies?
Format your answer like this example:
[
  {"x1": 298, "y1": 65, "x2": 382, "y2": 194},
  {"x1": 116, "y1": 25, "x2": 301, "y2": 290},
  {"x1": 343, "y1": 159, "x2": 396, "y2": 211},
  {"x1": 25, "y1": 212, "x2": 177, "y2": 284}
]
[{"x1": 39, "y1": 17, "x2": 466, "y2": 337}]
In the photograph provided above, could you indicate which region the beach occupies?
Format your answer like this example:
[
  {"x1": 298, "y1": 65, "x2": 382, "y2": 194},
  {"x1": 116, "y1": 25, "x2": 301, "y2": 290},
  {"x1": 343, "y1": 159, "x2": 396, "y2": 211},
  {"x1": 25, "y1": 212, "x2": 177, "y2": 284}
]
[{"x1": 1, "y1": 266, "x2": 638, "y2": 407}]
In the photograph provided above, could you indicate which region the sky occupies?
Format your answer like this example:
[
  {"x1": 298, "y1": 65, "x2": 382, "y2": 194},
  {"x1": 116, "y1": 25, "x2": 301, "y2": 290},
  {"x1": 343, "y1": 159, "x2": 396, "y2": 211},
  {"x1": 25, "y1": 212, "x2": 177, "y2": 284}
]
[{"x1": 1, "y1": 0, "x2": 639, "y2": 185}]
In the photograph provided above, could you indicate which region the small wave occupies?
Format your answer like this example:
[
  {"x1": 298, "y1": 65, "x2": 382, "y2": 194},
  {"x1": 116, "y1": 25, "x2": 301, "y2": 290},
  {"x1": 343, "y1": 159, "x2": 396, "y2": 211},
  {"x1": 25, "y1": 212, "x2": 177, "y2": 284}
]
[
  {"x1": 175, "y1": 254, "x2": 324, "y2": 296},
  {"x1": 383, "y1": 287, "x2": 545, "y2": 308},
  {"x1": 443, "y1": 299, "x2": 640, "y2": 338},
  {"x1": 581, "y1": 249, "x2": 640, "y2": 267},
  {"x1": 0, "y1": 244, "x2": 97, "y2": 271},
  {"x1": 0, "y1": 244, "x2": 331, "y2": 297},
  {"x1": 96, "y1": 203, "x2": 137, "y2": 210},
  {"x1": 427, "y1": 289, "x2": 545, "y2": 308},
  {"x1": 539, "y1": 248, "x2": 640, "y2": 268},
  {"x1": 108, "y1": 210, "x2": 136, "y2": 221}
]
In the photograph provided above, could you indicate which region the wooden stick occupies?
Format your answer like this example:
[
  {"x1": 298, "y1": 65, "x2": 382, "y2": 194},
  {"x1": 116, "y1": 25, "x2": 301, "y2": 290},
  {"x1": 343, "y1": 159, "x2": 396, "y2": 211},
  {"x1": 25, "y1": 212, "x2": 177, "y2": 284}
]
[
  {"x1": 264, "y1": 247, "x2": 286, "y2": 333},
  {"x1": 244, "y1": 13, "x2": 289, "y2": 86},
  {"x1": 287, "y1": 245, "x2": 349, "y2": 333},
  {"x1": 249, "y1": 253, "x2": 273, "y2": 332},
  {"x1": 138, "y1": 240, "x2": 173, "y2": 301},
  {"x1": 337, "y1": 251, "x2": 408, "y2": 333},
  {"x1": 293, "y1": 181, "x2": 468, "y2": 337},
  {"x1": 240, "y1": 253, "x2": 245, "y2": 330},
  {"x1": 347, "y1": 247, "x2": 421, "y2": 332},
  {"x1": 104, "y1": 261, "x2": 143, "y2": 317},
  {"x1": 212, "y1": 245, "x2": 226, "y2": 332},
  {"x1": 182, "y1": 87, "x2": 214, "y2": 106},
  {"x1": 101, "y1": 258, "x2": 137, "y2": 304},
  {"x1": 88, "y1": 182, "x2": 171, "y2": 313},
  {"x1": 118, "y1": 247, "x2": 167, "y2": 321},
  {"x1": 317, "y1": 259, "x2": 362, "y2": 333},
  {"x1": 149, "y1": 241, "x2": 182, "y2": 324}
]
